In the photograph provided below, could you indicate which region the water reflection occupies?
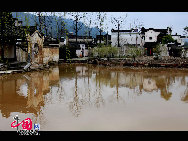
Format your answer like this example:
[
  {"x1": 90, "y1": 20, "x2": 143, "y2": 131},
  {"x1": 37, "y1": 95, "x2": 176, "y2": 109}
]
[
  {"x1": 0, "y1": 67, "x2": 59, "y2": 118},
  {"x1": 58, "y1": 65, "x2": 188, "y2": 116},
  {"x1": 1, "y1": 64, "x2": 188, "y2": 130}
]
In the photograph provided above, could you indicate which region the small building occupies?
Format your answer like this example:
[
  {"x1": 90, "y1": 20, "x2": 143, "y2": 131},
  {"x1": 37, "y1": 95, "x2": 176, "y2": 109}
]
[
  {"x1": 171, "y1": 33, "x2": 184, "y2": 46},
  {"x1": 0, "y1": 12, "x2": 37, "y2": 64},
  {"x1": 95, "y1": 33, "x2": 111, "y2": 46},
  {"x1": 64, "y1": 33, "x2": 95, "y2": 58},
  {"x1": 165, "y1": 34, "x2": 186, "y2": 57},
  {"x1": 0, "y1": 15, "x2": 21, "y2": 62},
  {"x1": 67, "y1": 34, "x2": 94, "y2": 48},
  {"x1": 140, "y1": 27, "x2": 172, "y2": 56},
  {"x1": 76, "y1": 44, "x2": 88, "y2": 57}
]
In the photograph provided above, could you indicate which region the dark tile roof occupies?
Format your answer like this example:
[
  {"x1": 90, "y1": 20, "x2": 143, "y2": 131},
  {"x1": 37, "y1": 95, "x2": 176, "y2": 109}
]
[
  {"x1": 111, "y1": 29, "x2": 138, "y2": 33},
  {"x1": 141, "y1": 27, "x2": 171, "y2": 34},
  {"x1": 68, "y1": 35, "x2": 93, "y2": 39},
  {"x1": 180, "y1": 36, "x2": 187, "y2": 38}
]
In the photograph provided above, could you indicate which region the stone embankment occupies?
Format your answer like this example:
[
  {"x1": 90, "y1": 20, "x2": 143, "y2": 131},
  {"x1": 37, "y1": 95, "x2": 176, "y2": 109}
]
[
  {"x1": 0, "y1": 61, "x2": 57, "y2": 75},
  {"x1": 88, "y1": 56, "x2": 188, "y2": 68}
]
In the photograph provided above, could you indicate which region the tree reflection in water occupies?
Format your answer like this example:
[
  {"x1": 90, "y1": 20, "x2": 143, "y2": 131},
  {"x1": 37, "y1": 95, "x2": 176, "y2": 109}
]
[
  {"x1": 69, "y1": 72, "x2": 82, "y2": 117},
  {"x1": 1, "y1": 64, "x2": 188, "y2": 120}
]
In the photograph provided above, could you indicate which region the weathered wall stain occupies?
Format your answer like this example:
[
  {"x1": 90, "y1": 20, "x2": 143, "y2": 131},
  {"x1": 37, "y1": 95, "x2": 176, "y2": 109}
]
[{"x1": 43, "y1": 47, "x2": 59, "y2": 65}]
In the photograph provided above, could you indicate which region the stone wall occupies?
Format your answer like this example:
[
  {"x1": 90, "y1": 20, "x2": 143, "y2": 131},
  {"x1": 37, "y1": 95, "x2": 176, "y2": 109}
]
[
  {"x1": 27, "y1": 30, "x2": 44, "y2": 65},
  {"x1": 43, "y1": 47, "x2": 59, "y2": 65},
  {"x1": 26, "y1": 30, "x2": 59, "y2": 66}
]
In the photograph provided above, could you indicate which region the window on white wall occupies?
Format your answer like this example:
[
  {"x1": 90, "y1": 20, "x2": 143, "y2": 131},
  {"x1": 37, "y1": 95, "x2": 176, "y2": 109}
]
[{"x1": 149, "y1": 37, "x2": 152, "y2": 40}]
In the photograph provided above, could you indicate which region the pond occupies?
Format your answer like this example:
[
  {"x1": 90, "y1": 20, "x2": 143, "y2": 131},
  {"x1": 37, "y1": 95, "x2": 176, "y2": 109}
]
[{"x1": 0, "y1": 64, "x2": 188, "y2": 131}]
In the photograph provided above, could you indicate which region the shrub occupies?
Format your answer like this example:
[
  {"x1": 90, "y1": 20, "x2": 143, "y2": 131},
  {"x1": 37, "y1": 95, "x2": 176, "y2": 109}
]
[{"x1": 91, "y1": 45, "x2": 118, "y2": 58}]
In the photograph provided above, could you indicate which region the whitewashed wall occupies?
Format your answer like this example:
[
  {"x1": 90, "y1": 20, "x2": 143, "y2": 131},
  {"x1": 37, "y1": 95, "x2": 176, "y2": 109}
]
[
  {"x1": 111, "y1": 32, "x2": 144, "y2": 47},
  {"x1": 172, "y1": 35, "x2": 184, "y2": 45},
  {"x1": 145, "y1": 30, "x2": 160, "y2": 42}
]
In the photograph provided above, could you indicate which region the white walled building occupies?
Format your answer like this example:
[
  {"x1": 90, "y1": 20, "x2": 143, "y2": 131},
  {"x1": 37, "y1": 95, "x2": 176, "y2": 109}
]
[
  {"x1": 144, "y1": 30, "x2": 160, "y2": 42},
  {"x1": 140, "y1": 27, "x2": 172, "y2": 56},
  {"x1": 140, "y1": 27, "x2": 172, "y2": 43},
  {"x1": 171, "y1": 34, "x2": 184, "y2": 46},
  {"x1": 76, "y1": 44, "x2": 88, "y2": 57},
  {"x1": 111, "y1": 29, "x2": 144, "y2": 47}
]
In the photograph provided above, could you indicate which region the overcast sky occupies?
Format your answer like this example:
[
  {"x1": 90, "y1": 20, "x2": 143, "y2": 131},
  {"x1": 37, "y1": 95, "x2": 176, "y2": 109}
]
[
  {"x1": 102, "y1": 12, "x2": 188, "y2": 35},
  {"x1": 65, "y1": 12, "x2": 188, "y2": 35},
  {"x1": 31, "y1": 12, "x2": 188, "y2": 35}
]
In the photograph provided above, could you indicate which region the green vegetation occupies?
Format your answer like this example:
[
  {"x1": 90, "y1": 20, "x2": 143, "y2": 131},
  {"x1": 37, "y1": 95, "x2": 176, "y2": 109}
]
[
  {"x1": 91, "y1": 45, "x2": 118, "y2": 58},
  {"x1": 153, "y1": 43, "x2": 161, "y2": 55},
  {"x1": 162, "y1": 35, "x2": 175, "y2": 44},
  {"x1": 59, "y1": 45, "x2": 77, "y2": 60},
  {"x1": 126, "y1": 45, "x2": 143, "y2": 58}
]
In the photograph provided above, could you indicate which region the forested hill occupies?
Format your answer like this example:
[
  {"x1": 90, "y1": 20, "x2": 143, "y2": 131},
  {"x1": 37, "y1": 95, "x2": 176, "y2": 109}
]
[{"x1": 11, "y1": 12, "x2": 106, "y2": 38}]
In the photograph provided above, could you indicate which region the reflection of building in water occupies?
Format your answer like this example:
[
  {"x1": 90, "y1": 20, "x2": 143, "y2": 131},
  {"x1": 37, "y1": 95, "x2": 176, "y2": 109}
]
[
  {"x1": 59, "y1": 64, "x2": 92, "y2": 79},
  {"x1": 0, "y1": 66, "x2": 59, "y2": 118},
  {"x1": 154, "y1": 76, "x2": 172, "y2": 101},
  {"x1": 76, "y1": 66, "x2": 88, "y2": 77},
  {"x1": 143, "y1": 78, "x2": 158, "y2": 92},
  {"x1": 2, "y1": 64, "x2": 188, "y2": 119},
  {"x1": 121, "y1": 73, "x2": 143, "y2": 89},
  {"x1": 94, "y1": 68, "x2": 182, "y2": 101}
]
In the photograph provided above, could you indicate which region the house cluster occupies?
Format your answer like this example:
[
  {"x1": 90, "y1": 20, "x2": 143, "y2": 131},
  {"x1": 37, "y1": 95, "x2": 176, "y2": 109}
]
[
  {"x1": 63, "y1": 32, "x2": 111, "y2": 58},
  {"x1": 64, "y1": 26, "x2": 187, "y2": 58},
  {"x1": 111, "y1": 27, "x2": 187, "y2": 57},
  {"x1": 1, "y1": 12, "x2": 188, "y2": 69}
]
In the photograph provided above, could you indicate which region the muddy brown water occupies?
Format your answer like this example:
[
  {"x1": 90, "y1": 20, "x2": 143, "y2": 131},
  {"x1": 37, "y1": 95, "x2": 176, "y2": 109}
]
[{"x1": 1, "y1": 64, "x2": 188, "y2": 131}]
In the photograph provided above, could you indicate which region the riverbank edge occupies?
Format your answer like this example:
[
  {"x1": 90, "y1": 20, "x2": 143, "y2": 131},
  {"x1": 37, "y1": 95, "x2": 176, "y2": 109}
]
[
  {"x1": 59, "y1": 57, "x2": 188, "y2": 69},
  {"x1": 2, "y1": 57, "x2": 188, "y2": 76},
  {"x1": 0, "y1": 62, "x2": 58, "y2": 76}
]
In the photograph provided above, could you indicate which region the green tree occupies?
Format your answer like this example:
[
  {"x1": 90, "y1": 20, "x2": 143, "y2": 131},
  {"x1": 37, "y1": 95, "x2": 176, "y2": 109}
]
[
  {"x1": 153, "y1": 43, "x2": 161, "y2": 54},
  {"x1": 0, "y1": 12, "x2": 20, "y2": 61},
  {"x1": 161, "y1": 35, "x2": 175, "y2": 44}
]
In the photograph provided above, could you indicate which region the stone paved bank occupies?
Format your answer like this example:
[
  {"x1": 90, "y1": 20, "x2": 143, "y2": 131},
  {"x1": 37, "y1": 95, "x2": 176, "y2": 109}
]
[
  {"x1": 95, "y1": 57, "x2": 188, "y2": 68},
  {"x1": 62, "y1": 56, "x2": 188, "y2": 68}
]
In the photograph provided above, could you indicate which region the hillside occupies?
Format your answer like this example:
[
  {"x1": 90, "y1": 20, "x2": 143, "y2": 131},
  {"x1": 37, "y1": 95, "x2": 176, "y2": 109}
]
[{"x1": 11, "y1": 12, "x2": 106, "y2": 38}]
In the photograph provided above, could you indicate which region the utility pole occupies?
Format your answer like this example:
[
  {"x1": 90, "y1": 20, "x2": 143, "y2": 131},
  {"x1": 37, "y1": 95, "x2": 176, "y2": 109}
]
[
  {"x1": 117, "y1": 23, "x2": 120, "y2": 47},
  {"x1": 106, "y1": 31, "x2": 108, "y2": 45},
  {"x1": 99, "y1": 28, "x2": 102, "y2": 44},
  {"x1": 75, "y1": 15, "x2": 78, "y2": 45}
]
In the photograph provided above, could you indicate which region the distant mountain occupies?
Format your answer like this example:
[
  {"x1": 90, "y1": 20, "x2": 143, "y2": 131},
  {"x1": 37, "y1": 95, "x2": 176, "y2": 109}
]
[{"x1": 11, "y1": 12, "x2": 106, "y2": 38}]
